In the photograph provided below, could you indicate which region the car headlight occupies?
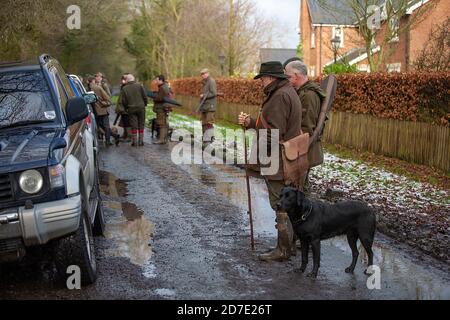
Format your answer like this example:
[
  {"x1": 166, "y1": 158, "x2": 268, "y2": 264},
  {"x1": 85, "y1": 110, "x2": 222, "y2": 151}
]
[{"x1": 19, "y1": 170, "x2": 44, "y2": 194}]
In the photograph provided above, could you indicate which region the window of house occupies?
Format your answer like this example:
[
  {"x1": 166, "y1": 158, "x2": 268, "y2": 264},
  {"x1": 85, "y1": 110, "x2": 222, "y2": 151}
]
[
  {"x1": 387, "y1": 63, "x2": 401, "y2": 72},
  {"x1": 311, "y1": 27, "x2": 316, "y2": 49},
  {"x1": 332, "y1": 26, "x2": 344, "y2": 48},
  {"x1": 357, "y1": 64, "x2": 369, "y2": 72},
  {"x1": 309, "y1": 66, "x2": 316, "y2": 77}
]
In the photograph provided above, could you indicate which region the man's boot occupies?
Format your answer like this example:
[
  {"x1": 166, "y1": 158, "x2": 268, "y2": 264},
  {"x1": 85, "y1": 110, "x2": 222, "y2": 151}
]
[
  {"x1": 258, "y1": 212, "x2": 295, "y2": 262},
  {"x1": 122, "y1": 127, "x2": 131, "y2": 142},
  {"x1": 153, "y1": 127, "x2": 167, "y2": 145},
  {"x1": 138, "y1": 129, "x2": 145, "y2": 146},
  {"x1": 131, "y1": 131, "x2": 138, "y2": 147}
]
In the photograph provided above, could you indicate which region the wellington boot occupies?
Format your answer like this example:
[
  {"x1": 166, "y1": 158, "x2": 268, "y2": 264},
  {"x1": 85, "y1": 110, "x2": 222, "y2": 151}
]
[
  {"x1": 131, "y1": 134, "x2": 137, "y2": 147},
  {"x1": 138, "y1": 132, "x2": 144, "y2": 146},
  {"x1": 153, "y1": 127, "x2": 167, "y2": 145},
  {"x1": 258, "y1": 212, "x2": 295, "y2": 262}
]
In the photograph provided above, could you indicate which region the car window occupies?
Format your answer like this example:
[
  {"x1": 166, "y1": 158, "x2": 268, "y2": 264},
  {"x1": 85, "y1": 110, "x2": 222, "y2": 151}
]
[
  {"x1": 0, "y1": 70, "x2": 57, "y2": 128},
  {"x1": 49, "y1": 68, "x2": 68, "y2": 113},
  {"x1": 69, "y1": 78, "x2": 81, "y2": 97},
  {"x1": 54, "y1": 65, "x2": 76, "y2": 98}
]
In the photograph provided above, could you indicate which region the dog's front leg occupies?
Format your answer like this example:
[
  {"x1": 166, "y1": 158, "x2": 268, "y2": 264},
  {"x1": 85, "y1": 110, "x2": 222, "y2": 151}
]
[
  {"x1": 299, "y1": 239, "x2": 309, "y2": 273},
  {"x1": 309, "y1": 239, "x2": 321, "y2": 278}
]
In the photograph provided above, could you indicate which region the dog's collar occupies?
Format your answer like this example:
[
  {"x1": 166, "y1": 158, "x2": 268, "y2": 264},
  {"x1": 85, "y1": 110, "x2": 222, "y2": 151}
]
[{"x1": 292, "y1": 203, "x2": 313, "y2": 226}]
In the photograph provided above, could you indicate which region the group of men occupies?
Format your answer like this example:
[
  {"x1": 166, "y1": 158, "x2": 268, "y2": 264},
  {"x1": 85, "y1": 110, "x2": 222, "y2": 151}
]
[{"x1": 239, "y1": 58, "x2": 326, "y2": 262}]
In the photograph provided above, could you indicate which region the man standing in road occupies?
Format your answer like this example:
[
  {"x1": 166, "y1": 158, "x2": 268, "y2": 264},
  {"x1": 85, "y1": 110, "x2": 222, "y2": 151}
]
[
  {"x1": 199, "y1": 69, "x2": 217, "y2": 143},
  {"x1": 120, "y1": 74, "x2": 148, "y2": 147},
  {"x1": 152, "y1": 75, "x2": 171, "y2": 145},
  {"x1": 238, "y1": 61, "x2": 302, "y2": 262},
  {"x1": 285, "y1": 60, "x2": 326, "y2": 193},
  {"x1": 89, "y1": 77, "x2": 113, "y2": 146},
  {"x1": 95, "y1": 72, "x2": 112, "y2": 97}
]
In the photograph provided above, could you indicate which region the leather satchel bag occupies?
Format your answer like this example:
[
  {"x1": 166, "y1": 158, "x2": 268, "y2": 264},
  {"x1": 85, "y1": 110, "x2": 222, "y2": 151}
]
[
  {"x1": 280, "y1": 132, "x2": 310, "y2": 187},
  {"x1": 258, "y1": 112, "x2": 310, "y2": 186}
]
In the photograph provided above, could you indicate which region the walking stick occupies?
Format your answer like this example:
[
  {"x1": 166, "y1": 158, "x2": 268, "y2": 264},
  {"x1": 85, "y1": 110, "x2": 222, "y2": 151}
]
[{"x1": 243, "y1": 127, "x2": 255, "y2": 251}]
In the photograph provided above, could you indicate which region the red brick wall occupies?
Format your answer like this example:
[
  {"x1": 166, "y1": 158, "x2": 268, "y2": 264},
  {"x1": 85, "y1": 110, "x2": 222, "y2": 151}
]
[
  {"x1": 300, "y1": 0, "x2": 364, "y2": 75},
  {"x1": 410, "y1": 0, "x2": 449, "y2": 64}
]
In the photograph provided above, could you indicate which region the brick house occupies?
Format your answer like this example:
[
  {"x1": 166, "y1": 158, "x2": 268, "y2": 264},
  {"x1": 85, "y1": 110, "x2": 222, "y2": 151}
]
[{"x1": 299, "y1": 0, "x2": 449, "y2": 74}]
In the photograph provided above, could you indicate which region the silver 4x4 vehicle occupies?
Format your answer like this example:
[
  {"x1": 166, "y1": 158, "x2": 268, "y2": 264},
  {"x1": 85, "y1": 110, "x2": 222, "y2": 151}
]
[{"x1": 0, "y1": 54, "x2": 104, "y2": 285}]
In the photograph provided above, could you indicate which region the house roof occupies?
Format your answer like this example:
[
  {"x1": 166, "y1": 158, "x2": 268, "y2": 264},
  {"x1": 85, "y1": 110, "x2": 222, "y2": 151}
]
[
  {"x1": 259, "y1": 48, "x2": 298, "y2": 64},
  {"x1": 307, "y1": 0, "x2": 429, "y2": 26},
  {"x1": 307, "y1": 0, "x2": 358, "y2": 26}
]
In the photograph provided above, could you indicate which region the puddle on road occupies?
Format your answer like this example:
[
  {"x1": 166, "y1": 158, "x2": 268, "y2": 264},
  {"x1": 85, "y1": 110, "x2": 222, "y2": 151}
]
[
  {"x1": 100, "y1": 171, "x2": 156, "y2": 276},
  {"x1": 186, "y1": 164, "x2": 276, "y2": 237},
  {"x1": 178, "y1": 160, "x2": 450, "y2": 300}
]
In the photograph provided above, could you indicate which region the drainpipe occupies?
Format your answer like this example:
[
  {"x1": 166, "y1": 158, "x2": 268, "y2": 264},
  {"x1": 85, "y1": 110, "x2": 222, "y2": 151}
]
[
  {"x1": 405, "y1": 15, "x2": 410, "y2": 71},
  {"x1": 319, "y1": 24, "x2": 323, "y2": 75}
]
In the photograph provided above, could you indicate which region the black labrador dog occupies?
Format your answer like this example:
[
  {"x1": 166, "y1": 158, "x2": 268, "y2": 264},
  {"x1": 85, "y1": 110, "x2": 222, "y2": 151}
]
[{"x1": 277, "y1": 187, "x2": 376, "y2": 278}]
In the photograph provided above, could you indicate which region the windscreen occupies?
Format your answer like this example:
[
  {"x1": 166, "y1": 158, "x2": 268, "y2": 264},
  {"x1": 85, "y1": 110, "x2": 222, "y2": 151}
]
[{"x1": 0, "y1": 70, "x2": 57, "y2": 128}]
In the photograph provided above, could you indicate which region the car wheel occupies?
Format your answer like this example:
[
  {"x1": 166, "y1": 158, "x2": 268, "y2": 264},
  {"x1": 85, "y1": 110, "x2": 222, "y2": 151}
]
[{"x1": 54, "y1": 189, "x2": 97, "y2": 286}]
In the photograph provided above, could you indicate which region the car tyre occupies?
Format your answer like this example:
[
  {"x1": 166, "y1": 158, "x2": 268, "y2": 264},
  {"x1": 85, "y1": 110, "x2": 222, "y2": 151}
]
[{"x1": 54, "y1": 189, "x2": 97, "y2": 286}]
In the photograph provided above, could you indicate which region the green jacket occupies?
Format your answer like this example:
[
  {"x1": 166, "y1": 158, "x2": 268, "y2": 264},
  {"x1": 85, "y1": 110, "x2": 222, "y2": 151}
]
[
  {"x1": 199, "y1": 76, "x2": 217, "y2": 112},
  {"x1": 297, "y1": 81, "x2": 326, "y2": 168},
  {"x1": 120, "y1": 81, "x2": 148, "y2": 113},
  {"x1": 115, "y1": 85, "x2": 127, "y2": 115},
  {"x1": 153, "y1": 82, "x2": 170, "y2": 113}
]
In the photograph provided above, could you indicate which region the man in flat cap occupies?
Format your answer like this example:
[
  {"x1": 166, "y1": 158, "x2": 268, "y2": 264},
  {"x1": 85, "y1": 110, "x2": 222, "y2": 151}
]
[
  {"x1": 285, "y1": 60, "x2": 326, "y2": 193},
  {"x1": 238, "y1": 61, "x2": 303, "y2": 262},
  {"x1": 199, "y1": 69, "x2": 217, "y2": 143}
]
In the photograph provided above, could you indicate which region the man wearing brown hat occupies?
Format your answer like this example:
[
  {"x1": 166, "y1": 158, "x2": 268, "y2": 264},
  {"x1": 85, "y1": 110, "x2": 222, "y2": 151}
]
[
  {"x1": 199, "y1": 69, "x2": 217, "y2": 143},
  {"x1": 238, "y1": 61, "x2": 302, "y2": 262}
]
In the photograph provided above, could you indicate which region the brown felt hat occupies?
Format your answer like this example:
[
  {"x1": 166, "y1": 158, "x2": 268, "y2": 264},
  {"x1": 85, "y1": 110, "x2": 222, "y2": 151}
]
[{"x1": 254, "y1": 61, "x2": 288, "y2": 80}]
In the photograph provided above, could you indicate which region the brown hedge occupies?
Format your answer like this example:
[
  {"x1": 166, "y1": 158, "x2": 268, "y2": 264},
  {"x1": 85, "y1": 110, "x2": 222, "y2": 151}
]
[{"x1": 171, "y1": 72, "x2": 450, "y2": 126}]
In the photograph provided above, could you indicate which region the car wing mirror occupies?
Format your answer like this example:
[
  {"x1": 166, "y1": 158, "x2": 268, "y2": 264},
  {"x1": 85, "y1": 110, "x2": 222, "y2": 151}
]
[
  {"x1": 66, "y1": 97, "x2": 89, "y2": 126},
  {"x1": 83, "y1": 92, "x2": 98, "y2": 105}
]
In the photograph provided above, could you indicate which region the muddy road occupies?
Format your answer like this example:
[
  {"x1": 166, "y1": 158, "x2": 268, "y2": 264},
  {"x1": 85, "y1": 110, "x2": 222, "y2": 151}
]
[{"x1": 1, "y1": 130, "x2": 449, "y2": 300}]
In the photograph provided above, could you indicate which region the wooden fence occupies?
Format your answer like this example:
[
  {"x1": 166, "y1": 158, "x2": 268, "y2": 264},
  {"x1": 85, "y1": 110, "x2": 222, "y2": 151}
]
[{"x1": 175, "y1": 94, "x2": 450, "y2": 172}]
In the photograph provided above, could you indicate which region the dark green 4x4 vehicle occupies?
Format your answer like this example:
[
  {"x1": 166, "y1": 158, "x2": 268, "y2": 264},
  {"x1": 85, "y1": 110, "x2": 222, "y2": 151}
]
[{"x1": 0, "y1": 54, "x2": 104, "y2": 285}]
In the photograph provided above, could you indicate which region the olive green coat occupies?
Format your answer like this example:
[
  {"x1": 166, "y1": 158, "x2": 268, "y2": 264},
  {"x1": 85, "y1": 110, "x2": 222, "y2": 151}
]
[
  {"x1": 115, "y1": 85, "x2": 127, "y2": 115},
  {"x1": 199, "y1": 76, "x2": 217, "y2": 112},
  {"x1": 120, "y1": 81, "x2": 148, "y2": 114},
  {"x1": 296, "y1": 81, "x2": 326, "y2": 168}
]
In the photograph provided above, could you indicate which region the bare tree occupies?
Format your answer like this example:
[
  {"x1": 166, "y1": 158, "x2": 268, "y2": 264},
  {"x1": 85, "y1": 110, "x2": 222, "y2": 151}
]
[
  {"x1": 316, "y1": 0, "x2": 435, "y2": 72},
  {"x1": 414, "y1": 17, "x2": 450, "y2": 71}
]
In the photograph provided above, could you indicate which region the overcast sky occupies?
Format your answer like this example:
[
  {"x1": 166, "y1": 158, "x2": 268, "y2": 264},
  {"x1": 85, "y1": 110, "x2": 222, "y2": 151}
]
[{"x1": 255, "y1": 0, "x2": 300, "y2": 48}]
